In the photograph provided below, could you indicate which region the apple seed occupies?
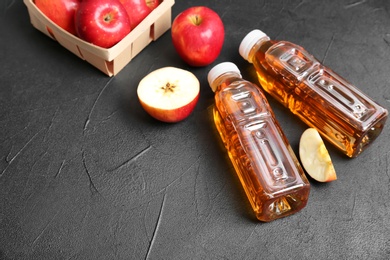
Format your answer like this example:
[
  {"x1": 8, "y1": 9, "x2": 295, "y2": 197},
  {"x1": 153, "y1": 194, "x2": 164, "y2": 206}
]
[{"x1": 162, "y1": 82, "x2": 176, "y2": 93}]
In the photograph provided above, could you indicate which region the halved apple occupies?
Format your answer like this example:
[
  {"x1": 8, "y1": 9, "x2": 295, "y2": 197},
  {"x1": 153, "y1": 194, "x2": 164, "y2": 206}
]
[
  {"x1": 137, "y1": 67, "x2": 200, "y2": 123},
  {"x1": 299, "y1": 128, "x2": 337, "y2": 182}
]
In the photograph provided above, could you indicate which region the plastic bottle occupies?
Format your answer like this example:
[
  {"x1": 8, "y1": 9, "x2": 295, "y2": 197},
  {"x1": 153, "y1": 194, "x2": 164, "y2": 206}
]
[
  {"x1": 208, "y1": 62, "x2": 310, "y2": 222},
  {"x1": 239, "y1": 29, "x2": 388, "y2": 158}
]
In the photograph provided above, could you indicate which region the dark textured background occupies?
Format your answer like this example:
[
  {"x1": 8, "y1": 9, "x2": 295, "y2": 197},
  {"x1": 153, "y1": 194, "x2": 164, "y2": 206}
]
[{"x1": 1, "y1": 0, "x2": 390, "y2": 259}]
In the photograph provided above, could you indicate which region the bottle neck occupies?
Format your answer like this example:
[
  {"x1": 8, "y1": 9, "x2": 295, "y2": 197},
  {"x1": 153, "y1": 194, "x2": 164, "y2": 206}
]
[
  {"x1": 247, "y1": 36, "x2": 271, "y2": 63},
  {"x1": 211, "y1": 72, "x2": 242, "y2": 92}
]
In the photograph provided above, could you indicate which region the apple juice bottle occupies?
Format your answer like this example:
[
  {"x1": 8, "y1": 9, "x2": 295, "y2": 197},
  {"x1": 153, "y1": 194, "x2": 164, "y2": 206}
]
[
  {"x1": 208, "y1": 62, "x2": 310, "y2": 222},
  {"x1": 239, "y1": 29, "x2": 388, "y2": 158}
]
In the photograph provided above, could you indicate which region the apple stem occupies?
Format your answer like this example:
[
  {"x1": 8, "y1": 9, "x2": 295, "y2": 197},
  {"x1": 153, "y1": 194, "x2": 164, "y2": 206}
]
[
  {"x1": 190, "y1": 15, "x2": 202, "y2": 26},
  {"x1": 104, "y1": 13, "x2": 113, "y2": 23}
]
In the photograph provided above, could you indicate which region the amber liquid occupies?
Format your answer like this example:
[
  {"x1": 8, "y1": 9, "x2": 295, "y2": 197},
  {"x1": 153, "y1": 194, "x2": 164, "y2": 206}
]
[
  {"x1": 251, "y1": 40, "x2": 388, "y2": 157},
  {"x1": 213, "y1": 77, "x2": 310, "y2": 222}
]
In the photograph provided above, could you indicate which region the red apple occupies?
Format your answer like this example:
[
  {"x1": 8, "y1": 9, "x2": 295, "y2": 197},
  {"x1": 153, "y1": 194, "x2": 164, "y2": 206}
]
[
  {"x1": 171, "y1": 6, "x2": 225, "y2": 67},
  {"x1": 146, "y1": 0, "x2": 161, "y2": 10},
  {"x1": 137, "y1": 67, "x2": 200, "y2": 123},
  {"x1": 119, "y1": 0, "x2": 152, "y2": 30},
  {"x1": 75, "y1": 0, "x2": 131, "y2": 48},
  {"x1": 35, "y1": 0, "x2": 80, "y2": 35}
]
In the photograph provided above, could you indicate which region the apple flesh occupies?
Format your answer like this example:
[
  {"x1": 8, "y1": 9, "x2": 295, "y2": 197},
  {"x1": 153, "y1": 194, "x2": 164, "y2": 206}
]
[
  {"x1": 35, "y1": 0, "x2": 80, "y2": 35},
  {"x1": 299, "y1": 128, "x2": 337, "y2": 182},
  {"x1": 75, "y1": 0, "x2": 131, "y2": 48},
  {"x1": 137, "y1": 67, "x2": 200, "y2": 123},
  {"x1": 171, "y1": 6, "x2": 225, "y2": 67}
]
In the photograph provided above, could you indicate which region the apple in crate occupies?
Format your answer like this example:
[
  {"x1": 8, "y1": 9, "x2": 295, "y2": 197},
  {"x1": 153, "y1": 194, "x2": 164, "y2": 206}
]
[
  {"x1": 137, "y1": 67, "x2": 200, "y2": 123},
  {"x1": 35, "y1": 0, "x2": 80, "y2": 35},
  {"x1": 75, "y1": 0, "x2": 131, "y2": 48},
  {"x1": 146, "y1": 0, "x2": 161, "y2": 10},
  {"x1": 171, "y1": 6, "x2": 225, "y2": 67},
  {"x1": 120, "y1": 0, "x2": 161, "y2": 29}
]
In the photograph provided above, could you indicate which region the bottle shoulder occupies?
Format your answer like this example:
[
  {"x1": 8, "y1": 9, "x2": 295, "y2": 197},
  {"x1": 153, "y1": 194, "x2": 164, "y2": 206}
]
[
  {"x1": 215, "y1": 80, "x2": 273, "y2": 123},
  {"x1": 217, "y1": 79, "x2": 263, "y2": 96}
]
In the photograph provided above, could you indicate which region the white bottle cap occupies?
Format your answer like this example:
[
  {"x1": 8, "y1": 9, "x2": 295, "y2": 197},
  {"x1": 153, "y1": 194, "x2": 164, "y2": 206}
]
[
  {"x1": 207, "y1": 62, "x2": 242, "y2": 92},
  {"x1": 239, "y1": 29, "x2": 269, "y2": 62}
]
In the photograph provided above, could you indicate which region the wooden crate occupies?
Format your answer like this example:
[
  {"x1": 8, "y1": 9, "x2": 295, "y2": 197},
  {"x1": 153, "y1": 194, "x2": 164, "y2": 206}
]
[{"x1": 24, "y1": 0, "x2": 175, "y2": 76}]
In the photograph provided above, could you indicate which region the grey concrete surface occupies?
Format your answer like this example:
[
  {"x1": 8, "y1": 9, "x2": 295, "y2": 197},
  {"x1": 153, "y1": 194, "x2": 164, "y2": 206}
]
[{"x1": 1, "y1": 0, "x2": 390, "y2": 259}]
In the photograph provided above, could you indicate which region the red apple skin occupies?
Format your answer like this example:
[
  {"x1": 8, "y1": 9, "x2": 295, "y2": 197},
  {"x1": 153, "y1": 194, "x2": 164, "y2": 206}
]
[
  {"x1": 75, "y1": 0, "x2": 131, "y2": 48},
  {"x1": 35, "y1": 0, "x2": 80, "y2": 35},
  {"x1": 171, "y1": 6, "x2": 225, "y2": 67},
  {"x1": 146, "y1": 0, "x2": 161, "y2": 10},
  {"x1": 119, "y1": 0, "x2": 152, "y2": 30},
  {"x1": 139, "y1": 93, "x2": 199, "y2": 123}
]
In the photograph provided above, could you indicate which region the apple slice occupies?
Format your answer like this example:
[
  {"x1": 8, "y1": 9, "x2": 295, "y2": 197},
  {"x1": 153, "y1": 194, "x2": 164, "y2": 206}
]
[
  {"x1": 137, "y1": 67, "x2": 200, "y2": 123},
  {"x1": 299, "y1": 128, "x2": 337, "y2": 182}
]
